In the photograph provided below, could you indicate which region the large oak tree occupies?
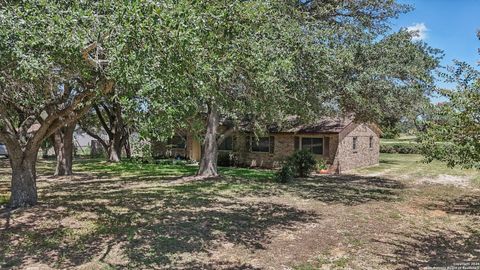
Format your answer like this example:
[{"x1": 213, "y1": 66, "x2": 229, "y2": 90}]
[
  {"x1": 134, "y1": 0, "x2": 440, "y2": 177},
  {"x1": 0, "y1": 1, "x2": 152, "y2": 207},
  {"x1": 0, "y1": 1, "x2": 108, "y2": 207}
]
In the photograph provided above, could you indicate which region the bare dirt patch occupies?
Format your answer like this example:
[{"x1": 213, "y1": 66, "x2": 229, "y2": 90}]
[{"x1": 416, "y1": 174, "x2": 471, "y2": 187}]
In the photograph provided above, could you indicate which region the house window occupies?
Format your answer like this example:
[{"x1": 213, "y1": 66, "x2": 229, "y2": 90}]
[
  {"x1": 167, "y1": 136, "x2": 186, "y2": 149},
  {"x1": 352, "y1": 137, "x2": 357, "y2": 151},
  {"x1": 251, "y1": 137, "x2": 271, "y2": 153},
  {"x1": 218, "y1": 136, "x2": 233, "y2": 151},
  {"x1": 369, "y1": 136, "x2": 373, "y2": 149},
  {"x1": 301, "y1": 137, "x2": 323, "y2": 155}
]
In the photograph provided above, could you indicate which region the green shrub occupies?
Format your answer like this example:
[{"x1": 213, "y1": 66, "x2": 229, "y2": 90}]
[
  {"x1": 316, "y1": 158, "x2": 328, "y2": 170},
  {"x1": 275, "y1": 150, "x2": 318, "y2": 183},
  {"x1": 289, "y1": 149, "x2": 317, "y2": 177},
  {"x1": 380, "y1": 143, "x2": 421, "y2": 154},
  {"x1": 0, "y1": 194, "x2": 9, "y2": 206},
  {"x1": 275, "y1": 163, "x2": 295, "y2": 183}
]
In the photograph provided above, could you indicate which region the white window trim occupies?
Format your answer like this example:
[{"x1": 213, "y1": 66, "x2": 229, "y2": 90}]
[
  {"x1": 299, "y1": 135, "x2": 326, "y2": 156},
  {"x1": 250, "y1": 136, "x2": 271, "y2": 153},
  {"x1": 218, "y1": 137, "x2": 234, "y2": 152}
]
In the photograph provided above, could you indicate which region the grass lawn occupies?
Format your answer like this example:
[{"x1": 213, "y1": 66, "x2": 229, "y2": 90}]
[{"x1": 0, "y1": 154, "x2": 479, "y2": 269}]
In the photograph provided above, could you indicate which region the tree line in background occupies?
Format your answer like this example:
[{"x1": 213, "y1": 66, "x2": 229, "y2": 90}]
[
  {"x1": 0, "y1": 0, "x2": 475, "y2": 209},
  {"x1": 378, "y1": 33, "x2": 480, "y2": 170}
]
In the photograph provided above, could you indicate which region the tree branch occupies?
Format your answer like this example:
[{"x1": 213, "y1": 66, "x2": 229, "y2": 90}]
[
  {"x1": 80, "y1": 124, "x2": 108, "y2": 150},
  {"x1": 94, "y1": 104, "x2": 113, "y2": 137},
  {"x1": 216, "y1": 127, "x2": 235, "y2": 145}
]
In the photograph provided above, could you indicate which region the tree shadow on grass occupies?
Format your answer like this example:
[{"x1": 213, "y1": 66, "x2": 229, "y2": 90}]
[
  {"x1": 375, "y1": 226, "x2": 480, "y2": 269},
  {"x1": 0, "y1": 159, "x2": 407, "y2": 268},
  {"x1": 0, "y1": 175, "x2": 317, "y2": 269},
  {"x1": 426, "y1": 194, "x2": 480, "y2": 216},
  {"x1": 244, "y1": 174, "x2": 406, "y2": 206}
]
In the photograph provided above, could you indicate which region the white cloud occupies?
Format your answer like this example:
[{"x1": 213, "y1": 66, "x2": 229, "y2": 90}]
[{"x1": 407, "y1": 23, "x2": 428, "y2": 41}]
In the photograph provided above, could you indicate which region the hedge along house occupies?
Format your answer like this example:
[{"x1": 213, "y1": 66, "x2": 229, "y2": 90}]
[{"x1": 153, "y1": 117, "x2": 381, "y2": 173}]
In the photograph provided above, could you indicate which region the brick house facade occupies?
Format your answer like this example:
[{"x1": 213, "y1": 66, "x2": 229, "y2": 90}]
[{"x1": 153, "y1": 118, "x2": 381, "y2": 173}]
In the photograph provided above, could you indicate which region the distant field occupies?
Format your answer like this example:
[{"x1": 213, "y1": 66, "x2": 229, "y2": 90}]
[{"x1": 380, "y1": 135, "x2": 417, "y2": 145}]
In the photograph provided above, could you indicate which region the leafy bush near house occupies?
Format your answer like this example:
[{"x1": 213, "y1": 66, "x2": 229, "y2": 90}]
[
  {"x1": 0, "y1": 194, "x2": 9, "y2": 206},
  {"x1": 275, "y1": 150, "x2": 317, "y2": 182},
  {"x1": 316, "y1": 159, "x2": 328, "y2": 170},
  {"x1": 380, "y1": 143, "x2": 421, "y2": 154},
  {"x1": 275, "y1": 163, "x2": 295, "y2": 183},
  {"x1": 288, "y1": 149, "x2": 317, "y2": 177}
]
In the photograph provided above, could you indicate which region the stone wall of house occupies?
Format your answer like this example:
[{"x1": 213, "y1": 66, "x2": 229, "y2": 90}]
[
  {"x1": 325, "y1": 134, "x2": 339, "y2": 166},
  {"x1": 333, "y1": 124, "x2": 379, "y2": 172},
  {"x1": 233, "y1": 134, "x2": 292, "y2": 168},
  {"x1": 233, "y1": 133, "x2": 338, "y2": 168}
]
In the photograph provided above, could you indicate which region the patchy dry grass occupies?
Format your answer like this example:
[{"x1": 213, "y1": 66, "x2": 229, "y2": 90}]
[
  {"x1": 0, "y1": 155, "x2": 479, "y2": 269},
  {"x1": 354, "y1": 154, "x2": 480, "y2": 186}
]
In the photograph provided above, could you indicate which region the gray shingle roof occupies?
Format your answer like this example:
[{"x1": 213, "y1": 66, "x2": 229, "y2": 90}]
[{"x1": 281, "y1": 117, "x2": 353, "y2": 134}]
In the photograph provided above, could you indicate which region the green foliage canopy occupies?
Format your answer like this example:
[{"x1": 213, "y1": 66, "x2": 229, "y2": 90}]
[
  {"x1": 127, "y1": 0, "x2": 441, "y2": 142},
  {"x1": 420, "y1": 61, "x2": 480, "y2": 169}
]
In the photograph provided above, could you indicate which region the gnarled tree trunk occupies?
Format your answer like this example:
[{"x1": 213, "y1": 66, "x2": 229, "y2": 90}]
[
  {"x1": 107, "y1": 135, "x2": 123, "y2": 162},
  {"x1": 124, "y1": 131, "x2": 132, "y2": 159},
  {"x1": 9, "y1": 150, "x2": 38, "y2": 208},
  {"x1": 197, "y1": 103, "x2": 220, "y2": 177},
  {"x1": 53, "y1": 123, "x2": 76, "y2": 176}
]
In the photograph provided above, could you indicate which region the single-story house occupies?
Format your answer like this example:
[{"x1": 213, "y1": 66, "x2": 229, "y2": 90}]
[{"x1": 153, "y1": 117, "x2": 381, "y2": 173}]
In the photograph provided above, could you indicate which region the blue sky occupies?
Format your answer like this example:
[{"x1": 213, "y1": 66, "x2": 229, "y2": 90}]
[{"x1": 392, "y1": 0, "x2": 480, "y2": 96}]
